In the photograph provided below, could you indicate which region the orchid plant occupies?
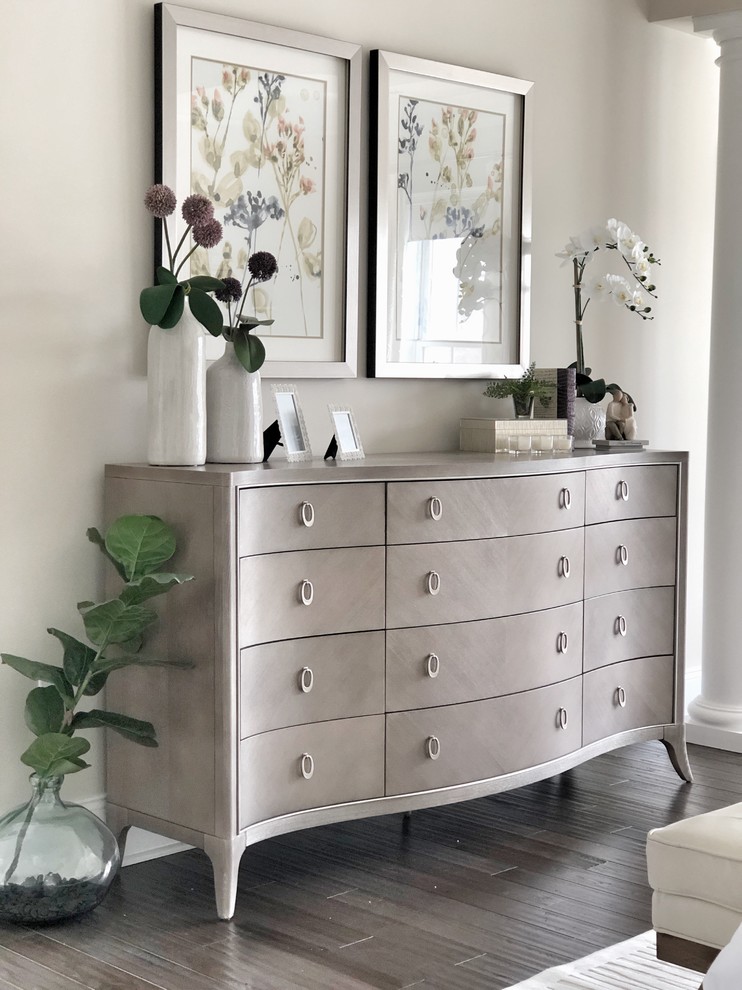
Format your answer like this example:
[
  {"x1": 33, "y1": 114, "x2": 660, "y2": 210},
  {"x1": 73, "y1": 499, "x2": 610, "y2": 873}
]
[
  {"x1": 211, "y1": 251, "x2": 279, "y2": 373},
  {"x1": 139, "y1": 184, "x2": 225, "y2": 335},
  {"x1": 556, "y1": 218, "x2": 660, "y2": 402}
]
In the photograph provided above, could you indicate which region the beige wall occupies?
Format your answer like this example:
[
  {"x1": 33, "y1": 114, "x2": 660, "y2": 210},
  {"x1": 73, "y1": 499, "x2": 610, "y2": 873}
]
[{"x1": 0, "y1": 0, "x2": 719, "y2": 811}]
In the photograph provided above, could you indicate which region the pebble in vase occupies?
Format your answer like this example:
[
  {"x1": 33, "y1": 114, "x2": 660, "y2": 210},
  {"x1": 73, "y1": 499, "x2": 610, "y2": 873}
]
[
  {"x1": 207, "y1": 345, "x2": 263, "y2": 463},
  {"x1": 147, "y1": 307, "x2": 206, "y2": 466}
]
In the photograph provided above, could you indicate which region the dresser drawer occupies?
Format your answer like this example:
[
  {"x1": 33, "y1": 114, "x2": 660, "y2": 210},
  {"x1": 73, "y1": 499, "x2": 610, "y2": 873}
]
[
  {"x1": 386, "y1": 529, "x2": 584, "y2": 628},
  {"x1": 387, "y1": 473, "x2": 585, "y2": 544},
  {"x1": 240, "y1": 631, "x2": 385, "y2": 737},
  {"x1": 239, "y1": 547, "x2": 385, "y2": 647},
  {"x1": 583, "y1": 655, "x2": 674, "y2": 745},
  {"x1": 238, "y1": 483, "x2": 385, "y2": 556},
  {"x1": 239, "y1": 716, "x2": 384, "y2": 828},
  {"x1": 584, "y1": 587, "x2": 675, "y2": 672},
  {"x1": 385, "y1": 677, "x2": 582, "y2": 795},
  {"x1": 386, "y1": 603, "x2": 583, "y2": 711},
  {"x1": 584, "y1": 517, "x2": 676, "y2": 598},
  {"x1": 585, "y1": 465, "x2": 677, "y2": 524}
]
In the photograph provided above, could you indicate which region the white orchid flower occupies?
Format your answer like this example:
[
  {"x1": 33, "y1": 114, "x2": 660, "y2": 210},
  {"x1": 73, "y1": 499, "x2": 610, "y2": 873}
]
[
  {"x1": 556, "y1": 235, "x2": 591, "y2": 266},
  {"x1": 606, "y1": 274, "x2": 635, "y2": 307},
  {"x1": 585, "y1": 272, "x2": 612, "y2": 301}
]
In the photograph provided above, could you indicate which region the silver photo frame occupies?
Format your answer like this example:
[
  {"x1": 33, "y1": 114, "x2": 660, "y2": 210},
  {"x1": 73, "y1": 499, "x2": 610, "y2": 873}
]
[
  {"x1": 272, "y1": 384, "x2": 312, "y2": 462},
  {"x1": 328, "y1": 404, "x2": 364, "y2": 460},
  {"x1": 369, "y1": 50, "x2": 533, "y2": 379}
]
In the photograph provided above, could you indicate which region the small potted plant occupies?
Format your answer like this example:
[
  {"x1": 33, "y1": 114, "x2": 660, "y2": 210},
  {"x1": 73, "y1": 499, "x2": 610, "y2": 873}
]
[
  {"x1": 484, "y1": 362, "x2": 553, "y2": 419},
  {"x1": 0, "y1": 515, "x2": 192, "y2": 924}
]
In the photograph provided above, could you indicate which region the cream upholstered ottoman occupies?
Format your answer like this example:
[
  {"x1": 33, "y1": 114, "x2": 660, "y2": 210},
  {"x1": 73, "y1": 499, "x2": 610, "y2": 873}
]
[{"x1": 647, "y1": 804, "x2": 742, "y2": 973}]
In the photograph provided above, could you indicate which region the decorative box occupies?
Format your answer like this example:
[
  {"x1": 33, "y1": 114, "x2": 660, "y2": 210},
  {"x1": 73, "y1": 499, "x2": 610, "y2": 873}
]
[{"x1": 460, "y1": 417, "x2": 568, "y2": 454}]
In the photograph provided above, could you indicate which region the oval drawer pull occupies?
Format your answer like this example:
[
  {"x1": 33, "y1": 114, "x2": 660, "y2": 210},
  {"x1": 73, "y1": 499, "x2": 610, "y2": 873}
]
[
  {"x1": 425, "y1": 735, "x2": 441, "y2": 760},
  {"x1": 426, "y1": 570, "x2": 441, "y2": 596},
  {"x1": 560, "y1": 487, "x2": 572, "y2": 510},
  {"x1": 616, "y1": 686, "x2": 627, "y2": 708},
  {"x1": 299, "y1": 501, "x2": 315, "y2": 528},
  {"x1": 559, "y1": 556, "x2": 571, "y2": 579},
  {"x1": 300, "y1": 753, "x2": 314, "y2": 779},
  {"x1": 428, "y1": 496, "x2": 443, "y2": 521},
  {"x1": 299, "y1": 667, "x2": 314, "y2": 693},
  {"x1": 617, "y1": 544, "x2": 629, "y2": 566},
  {"x1": 425, "y1": 653, "x2": 440, "y2": 678},
  {"x1": 299, "y1": 579, "x2": 314, "y2": 606},
  {"x1": 557, "y1": 707, "x2": 569, "y2": 730},
  {"x1": 557, "y1": 631, "x2": 568, "y2": 654},
  {"x1": 616, "y1": 614, "x2": 627, "y2": 637},
  {"x1": 617, "y1": 480, "x2": 630, "y2": 501}
]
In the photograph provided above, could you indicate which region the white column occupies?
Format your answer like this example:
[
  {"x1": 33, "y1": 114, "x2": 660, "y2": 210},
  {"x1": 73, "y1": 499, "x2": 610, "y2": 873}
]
[{"x1": 687, "y1": 11, "x2": 742, "y2": 749}]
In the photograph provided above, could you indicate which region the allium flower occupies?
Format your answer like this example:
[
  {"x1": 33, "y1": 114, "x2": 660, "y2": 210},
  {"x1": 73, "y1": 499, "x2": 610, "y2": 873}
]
[
  {"x1": 182, "y1": 194, "x2": 214, "y2": 227},
  {"x1": 140, "y1": 186, "x2": 225, "y2": 335},
  {"x1": 215, "y1": 277, "x2": 243, "y2": 304},
  {"x1": 247, "y1": 251, "x2": 278, "y2": 283},
  {"x1": 144, "y1": 184, "x2": 176, "y2": 219},
  {"x1": 192, "y1": 218, "x2": 223, "y2": 249}
]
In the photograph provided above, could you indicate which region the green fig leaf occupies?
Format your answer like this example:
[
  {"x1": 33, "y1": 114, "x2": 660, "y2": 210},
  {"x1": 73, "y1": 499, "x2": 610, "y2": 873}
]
[{"x1": 104, "y1": 515, "x2": 176, "y2": 581}]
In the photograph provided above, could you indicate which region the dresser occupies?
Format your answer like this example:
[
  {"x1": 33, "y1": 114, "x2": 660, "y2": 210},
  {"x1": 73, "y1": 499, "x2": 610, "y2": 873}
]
[{"x1": 104, "y1": 450, "x2": 690, "y2": 919}]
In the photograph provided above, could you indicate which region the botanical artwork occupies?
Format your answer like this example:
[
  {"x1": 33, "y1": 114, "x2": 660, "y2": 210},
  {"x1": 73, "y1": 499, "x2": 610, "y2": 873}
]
[
  {"x1": 189, "y1": 58, "x2": 325, "y2": 339},
  {"x1": 394, "y1": 96, "x2": 505, "y2": 359}
]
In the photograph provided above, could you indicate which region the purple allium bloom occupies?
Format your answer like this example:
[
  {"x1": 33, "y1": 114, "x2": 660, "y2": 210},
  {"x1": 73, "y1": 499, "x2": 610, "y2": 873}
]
[
  {"x1": 215, "y1": 277, "x2": 243, "y2": 303},
  {"x1": 248, "y1": 251, "x2": 278, "y2": 283},
  {"x1": 144, "y1": 184, "x2": 176, "y2": 218},
  {"x1": 182, "y1": 194, "x2": 214, "y2": 227},
  {"x1": 192, "y1": 218, "x2": 223, "y2": 249}
]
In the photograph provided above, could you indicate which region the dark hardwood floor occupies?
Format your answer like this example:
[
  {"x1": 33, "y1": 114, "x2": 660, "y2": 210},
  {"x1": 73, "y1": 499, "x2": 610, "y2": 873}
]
[{"x1": 1, "y1": 741, "x2": 740, "y2": 989}]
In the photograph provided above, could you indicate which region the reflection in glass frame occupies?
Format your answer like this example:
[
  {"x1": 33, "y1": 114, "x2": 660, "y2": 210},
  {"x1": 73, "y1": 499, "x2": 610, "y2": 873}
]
[
  {"x1": 272, "y1": 384, "x2": 312, "y2": 462},
  {"x1": 328, "y1": 404, "x2": 364, "y2": 460},
  {"x1": 368, "y1": 50, "x2": 533, "y2": 379},
  {"x1": 155, "y1": 3, "x2": 362, "y2": 378}
]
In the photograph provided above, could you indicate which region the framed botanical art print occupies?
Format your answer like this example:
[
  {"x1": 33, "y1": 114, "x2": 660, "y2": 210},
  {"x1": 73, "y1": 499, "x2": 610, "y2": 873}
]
[
  {"x1": 155, "y1": 4, "x2": 362, "y2": 377},
  {"x1": 369, "y1": 50, "x2": 533, "y2": 379}
]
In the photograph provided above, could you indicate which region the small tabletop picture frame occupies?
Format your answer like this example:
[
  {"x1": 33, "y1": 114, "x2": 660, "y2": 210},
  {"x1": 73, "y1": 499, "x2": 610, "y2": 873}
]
[
  {"x1": 272, "y1": 384, "x2": 312, "y2": 462},
  {"x1": 328, "y1": 405, "x2": 364, "y2": 460}
]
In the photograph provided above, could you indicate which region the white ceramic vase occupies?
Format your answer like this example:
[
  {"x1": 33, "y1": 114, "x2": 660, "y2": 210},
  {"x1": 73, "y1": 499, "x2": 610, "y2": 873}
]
[
  {"x1": 572, "y1": 396, "x2": 607, "y2": 448},
  {"x1": 206, "y1": 345, "x2": 263, "y2": 463},
  {"x1": 147, "y1": 307, "x2": 206, "y2": 466}
]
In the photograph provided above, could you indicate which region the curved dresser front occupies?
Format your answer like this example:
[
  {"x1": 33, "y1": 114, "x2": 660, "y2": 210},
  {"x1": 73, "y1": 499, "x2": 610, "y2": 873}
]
[{"x1": 103, "y1": 450, "x2": 689, "y2": 919}]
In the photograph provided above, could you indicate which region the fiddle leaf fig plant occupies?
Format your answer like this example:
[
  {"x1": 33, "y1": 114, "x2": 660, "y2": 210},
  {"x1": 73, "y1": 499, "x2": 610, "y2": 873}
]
[{"x1": 1, "y1": 515, "x2": 193, "y2": 781}]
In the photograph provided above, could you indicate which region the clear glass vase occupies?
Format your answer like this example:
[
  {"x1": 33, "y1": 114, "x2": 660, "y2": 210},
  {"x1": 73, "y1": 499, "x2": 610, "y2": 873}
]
[{"x1": 0, "y1": 775, "x2": 120, "y2": 924}]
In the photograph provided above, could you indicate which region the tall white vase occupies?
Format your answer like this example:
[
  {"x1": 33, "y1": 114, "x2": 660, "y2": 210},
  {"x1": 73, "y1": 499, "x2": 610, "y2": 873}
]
[
  {"x1": 572, "y1": 396, "x2": 606, "y2": 448},
  {"x1": 147, "y1": 308, "x2": 206, "y2": 466},
  {"x1": 206, "y1": 345, "x2": 263, "y2": 463}
]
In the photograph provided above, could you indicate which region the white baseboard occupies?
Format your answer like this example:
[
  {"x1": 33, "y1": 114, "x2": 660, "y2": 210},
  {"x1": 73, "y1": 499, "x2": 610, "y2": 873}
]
[{"x1": 78, "y1": 793, "x2": 193, "y2": 867}]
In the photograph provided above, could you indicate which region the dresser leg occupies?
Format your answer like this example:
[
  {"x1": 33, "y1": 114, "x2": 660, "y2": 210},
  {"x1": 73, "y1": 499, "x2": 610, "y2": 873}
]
[
  {"x1": 105, "y1": 803, "x2": 132, "y2": 861},
  {"x1": 661, "y1": 724, "x2": 694, "y2": 783},
  {"x1": 204, "y1": 834, "x2": 246, "y2": 920}
]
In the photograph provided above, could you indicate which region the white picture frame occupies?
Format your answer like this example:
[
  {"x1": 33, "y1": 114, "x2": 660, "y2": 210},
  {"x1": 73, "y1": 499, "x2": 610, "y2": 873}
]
[
  {"x1": 369, "y1": 49, "x2": 533, "y2": 379},
  {"x1": 155, "y1": 3, "x2": 362, "y2": 378},
  {"x1": 328, "y1": 404, "x2": 364, "y2": 460},
  {"x1": 272, "y1": 384, "x2": 312, "y2": 462}
]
